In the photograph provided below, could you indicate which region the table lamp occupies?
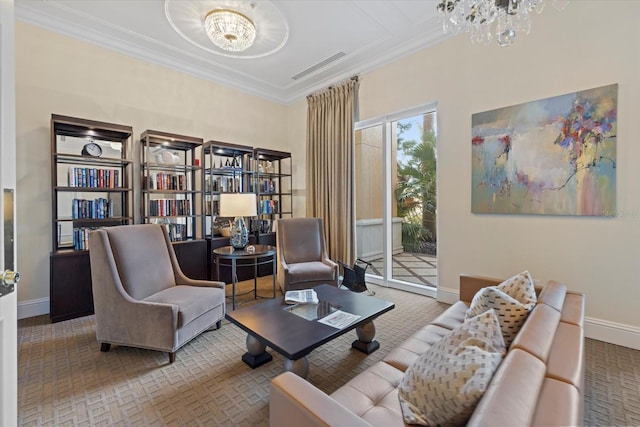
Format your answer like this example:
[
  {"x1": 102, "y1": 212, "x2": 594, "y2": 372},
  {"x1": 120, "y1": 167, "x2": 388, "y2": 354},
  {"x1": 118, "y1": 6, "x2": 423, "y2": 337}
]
[{"x1": 219, "y1": 193, "x2": 257, "y2": 249}]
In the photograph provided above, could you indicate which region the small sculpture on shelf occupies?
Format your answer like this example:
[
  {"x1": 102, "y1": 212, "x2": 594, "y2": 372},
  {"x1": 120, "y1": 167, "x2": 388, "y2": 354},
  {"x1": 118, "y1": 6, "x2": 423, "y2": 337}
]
[{"x1": 265, "y1": 161, "x2": 274, "y2": 173}]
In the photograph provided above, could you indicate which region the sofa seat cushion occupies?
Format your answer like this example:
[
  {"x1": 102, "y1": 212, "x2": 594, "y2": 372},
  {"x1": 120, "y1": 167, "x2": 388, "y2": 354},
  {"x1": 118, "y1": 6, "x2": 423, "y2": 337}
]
[
  {"x1": 430, "y1": 300, "x2": 468, "y2": 330},
  {"x1": 144, "y1": 285, "x2": 225, "y2": 328},
  {"x1": 383, "y1": 324, "x2": 451, "y2": 372},
  {"x1": 330, "y1": 361, "x2": 405, "y2": 425},
  {"x1": 398, "y1": 309, "x2": 506, "y2": 426},
  {"x1": 287, "y1": 261, "x2": 335, "y2": 284}
]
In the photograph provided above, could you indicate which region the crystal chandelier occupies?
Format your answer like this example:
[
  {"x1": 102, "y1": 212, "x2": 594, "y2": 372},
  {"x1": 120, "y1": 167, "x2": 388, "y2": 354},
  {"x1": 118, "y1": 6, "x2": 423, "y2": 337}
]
[
  {"x1": 437, "y1": 0, "x2": 564, "y2": 47},
  {"x1": 204, "y1": 9, "x2": 256, "y2": 52}
]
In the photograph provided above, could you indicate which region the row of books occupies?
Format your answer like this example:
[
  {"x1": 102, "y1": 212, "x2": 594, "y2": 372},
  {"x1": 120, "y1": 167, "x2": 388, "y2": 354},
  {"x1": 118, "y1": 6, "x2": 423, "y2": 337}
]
[
  {"x1": 149, "y1": 199, "x2": 191, "y2": 217},
  {"x1": 145, "y1": 172, "x2": 189, "y2": 191},
  {"x1": 72, "y1": 227, "x2": 95, "y2": 250},
  {"x1": 68, "y1": 167, "x2": 120, "y2": 188},
  {"x1": 163, "y1": 223, "x2": 189, "y2": 242},
  {"x1": 248, "y1": 219, "x2": 275, "y2": 234},
  {"x1": 205, "y1": 176, "x2": 243, "y2": 193},
  {"x1": 204, "y1": 199, "x2": 282, "y2": 216},
  {"x1": 71, "y1": 198, "x2": 115, "y2": 219},
  {"x1": 260, "y1": 199, "x2": 279, "y2": 214},
  {"x1": 256, "y1": 179, "x2": 277, "y2": 193},
  {"x1": 205, "y1": 200, "x2": 219, "y2": 216}
]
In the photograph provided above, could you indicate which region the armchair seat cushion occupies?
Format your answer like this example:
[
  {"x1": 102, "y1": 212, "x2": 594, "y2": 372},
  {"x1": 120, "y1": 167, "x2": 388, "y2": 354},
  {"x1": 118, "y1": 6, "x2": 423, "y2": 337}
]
[
  {"x1": 287, "y1": 261, "x2": 336, "y2": 285},
  {"x1": 144, "y1": 285, "x2": 225, "y2": 328}
]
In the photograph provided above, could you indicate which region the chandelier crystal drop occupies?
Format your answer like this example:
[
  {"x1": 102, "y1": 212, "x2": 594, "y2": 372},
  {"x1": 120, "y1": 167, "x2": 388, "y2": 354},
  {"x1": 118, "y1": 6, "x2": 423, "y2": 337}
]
[
  {"x1": 437, "y1": 0, "x2": 556, "y2": 46},
  {"x1": 204, "y1": 9, "x2": 256, "y2": 52}
]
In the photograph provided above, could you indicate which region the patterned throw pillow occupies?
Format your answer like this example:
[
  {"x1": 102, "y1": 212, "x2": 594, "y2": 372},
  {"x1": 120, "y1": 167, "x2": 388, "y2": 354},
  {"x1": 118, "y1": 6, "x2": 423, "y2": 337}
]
[
  {"x1": 466, "y1": 271, "x2": 537, "y2": 347},
  {"x1": 398, "y1": 309, "x2": 506, "y2": 426}
]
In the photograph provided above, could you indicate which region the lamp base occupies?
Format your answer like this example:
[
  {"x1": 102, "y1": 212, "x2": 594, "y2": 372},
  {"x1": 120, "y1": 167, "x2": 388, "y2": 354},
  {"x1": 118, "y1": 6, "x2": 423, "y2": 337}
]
[{"x1": 230, "y1": 217, "x2": 249, "y2": 249}]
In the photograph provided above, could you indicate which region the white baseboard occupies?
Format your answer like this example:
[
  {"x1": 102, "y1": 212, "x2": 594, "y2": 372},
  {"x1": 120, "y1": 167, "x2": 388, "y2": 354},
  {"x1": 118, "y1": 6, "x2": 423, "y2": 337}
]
[
  {"x1": 584, "y1": 316, "x2": 640, "y2": 350},
  {"x1": 18, "y1": 297, "x2": 49, "y2": 320}
]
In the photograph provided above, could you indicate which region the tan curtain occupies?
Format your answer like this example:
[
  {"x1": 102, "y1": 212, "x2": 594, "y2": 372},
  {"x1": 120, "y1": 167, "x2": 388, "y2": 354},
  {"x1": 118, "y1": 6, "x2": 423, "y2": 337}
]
[{"x1": 306, "y1": 78, "x2": 359, "y2": 265}]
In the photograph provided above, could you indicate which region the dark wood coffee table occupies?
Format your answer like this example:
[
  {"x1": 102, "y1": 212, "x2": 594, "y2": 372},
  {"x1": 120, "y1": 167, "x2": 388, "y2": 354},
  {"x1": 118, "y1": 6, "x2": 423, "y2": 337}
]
[{"x1": 225, "y1": 284, "x2": 395, "y2": 378}]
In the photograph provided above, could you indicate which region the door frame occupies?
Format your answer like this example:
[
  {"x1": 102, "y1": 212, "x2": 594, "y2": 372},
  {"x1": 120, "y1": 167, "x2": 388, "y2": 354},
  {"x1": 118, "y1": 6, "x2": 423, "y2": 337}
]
[
  {"x1": 0, "y1": 0, "x2": 18, "y2": 425},
  {"x1": 354, "y1": 102, "x2": 438, "y2": 297}
]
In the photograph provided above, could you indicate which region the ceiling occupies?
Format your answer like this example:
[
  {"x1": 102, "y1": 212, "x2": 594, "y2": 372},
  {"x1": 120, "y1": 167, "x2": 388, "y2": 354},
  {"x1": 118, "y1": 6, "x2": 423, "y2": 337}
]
[{"x1": 15, "y1": 0, "x2": 451, "y2": 104}]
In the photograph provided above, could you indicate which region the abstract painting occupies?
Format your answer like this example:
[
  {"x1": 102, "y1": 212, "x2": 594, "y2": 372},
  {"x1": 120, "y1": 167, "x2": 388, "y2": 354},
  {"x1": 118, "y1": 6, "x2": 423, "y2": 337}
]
[{"x1": 471, "y1": 84, "x2": 617, "y2": 216}]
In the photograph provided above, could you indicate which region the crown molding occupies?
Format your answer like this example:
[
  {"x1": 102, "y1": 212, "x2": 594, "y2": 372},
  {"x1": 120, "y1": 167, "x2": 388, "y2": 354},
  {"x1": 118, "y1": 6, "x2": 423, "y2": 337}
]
[
  {"x1": 15, "y1": 2, "x2": 289, "y2": 103},
  {"x1": 15, "y1": 2, "x2": 450, "y2": 105}
]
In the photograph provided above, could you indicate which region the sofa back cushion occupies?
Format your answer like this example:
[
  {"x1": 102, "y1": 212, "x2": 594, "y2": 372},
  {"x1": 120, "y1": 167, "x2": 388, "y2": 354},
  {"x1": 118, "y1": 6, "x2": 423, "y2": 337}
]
[
  {"x1": 467, "y1": 348, "x2": 547, "y2": 427},
  {"x1": 509, "y1": 303, "x2": 561, "y2": 362}
]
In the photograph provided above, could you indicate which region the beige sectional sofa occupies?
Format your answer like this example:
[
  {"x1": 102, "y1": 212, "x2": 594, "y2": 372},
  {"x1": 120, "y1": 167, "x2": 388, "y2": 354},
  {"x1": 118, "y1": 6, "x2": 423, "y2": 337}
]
[{"x1": 269, "y1": 274, "x2": 585, "y2": 426}]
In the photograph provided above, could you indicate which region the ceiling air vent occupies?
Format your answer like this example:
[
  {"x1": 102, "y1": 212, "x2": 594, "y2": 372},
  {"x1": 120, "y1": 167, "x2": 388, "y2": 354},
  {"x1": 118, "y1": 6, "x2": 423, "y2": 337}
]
[{"x1": 291, "y1": 52, "x2": 347, "y2": 81}]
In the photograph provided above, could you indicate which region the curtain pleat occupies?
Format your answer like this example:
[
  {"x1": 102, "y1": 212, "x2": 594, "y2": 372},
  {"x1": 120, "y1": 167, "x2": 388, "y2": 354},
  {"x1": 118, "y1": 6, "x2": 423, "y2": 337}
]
[{"x1": 306, "y1": 79, "x2": 359, "y2": 265}]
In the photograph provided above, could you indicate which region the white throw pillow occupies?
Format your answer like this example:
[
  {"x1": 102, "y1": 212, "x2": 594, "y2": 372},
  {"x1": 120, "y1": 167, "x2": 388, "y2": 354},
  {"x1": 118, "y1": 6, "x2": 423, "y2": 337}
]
[
  {"x1": 398, "y1": 309, "x2": 506, "y2": 426},
  {"x1": 495, "y1": 270, "x2": 537, "y2": 307},
  {"x1": 466, "y1": 271, "x2": 537, "y2": 347}
]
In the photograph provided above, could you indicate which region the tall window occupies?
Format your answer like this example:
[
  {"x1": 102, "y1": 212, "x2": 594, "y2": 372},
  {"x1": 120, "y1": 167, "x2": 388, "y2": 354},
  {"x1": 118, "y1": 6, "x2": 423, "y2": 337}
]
[{"x1": 354, "y1": 105, "x2": 437, "y2": 295}]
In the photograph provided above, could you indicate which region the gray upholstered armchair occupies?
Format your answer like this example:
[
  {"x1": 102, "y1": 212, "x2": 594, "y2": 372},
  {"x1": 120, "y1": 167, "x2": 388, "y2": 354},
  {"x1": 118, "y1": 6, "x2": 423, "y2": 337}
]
[
  {"x1": 276, "y1": 217, "x2": 338, "y2": 292},
  {"x1": 88, "y1": 224, "x2": 226, "y2": 363}
]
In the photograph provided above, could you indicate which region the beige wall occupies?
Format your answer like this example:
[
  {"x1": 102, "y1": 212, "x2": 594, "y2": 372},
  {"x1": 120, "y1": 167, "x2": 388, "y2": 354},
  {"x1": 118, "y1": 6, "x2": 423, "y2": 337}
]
[
  {"x1": 356, "y1": 0, "x2": 640, "y2": 334},
  {"x1": 15, "y1": 22, "x2": 287, "y2": 302},
  {"x1": 284, "y1": 99, "x2": 307, "y2": 217}
]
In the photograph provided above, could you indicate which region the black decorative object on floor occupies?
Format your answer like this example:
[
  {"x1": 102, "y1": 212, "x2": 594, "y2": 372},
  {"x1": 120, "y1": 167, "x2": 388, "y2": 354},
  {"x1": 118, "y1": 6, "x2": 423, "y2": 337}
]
[{"x1": 339, "y1": 258, "x2": 373, "y2": 294}]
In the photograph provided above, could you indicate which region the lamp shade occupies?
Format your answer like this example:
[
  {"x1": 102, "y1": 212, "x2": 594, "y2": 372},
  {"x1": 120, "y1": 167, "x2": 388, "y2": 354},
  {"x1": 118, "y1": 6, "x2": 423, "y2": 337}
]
[{"x1": 219, "y1": 193, "x2": 257, "y2": 217}]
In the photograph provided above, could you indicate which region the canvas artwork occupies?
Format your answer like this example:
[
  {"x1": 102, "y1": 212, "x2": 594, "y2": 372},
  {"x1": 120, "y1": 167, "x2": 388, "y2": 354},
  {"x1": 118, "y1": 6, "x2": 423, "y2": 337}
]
[{"x1": 471, "y1": 84, "x2": 617, "y2": 216}]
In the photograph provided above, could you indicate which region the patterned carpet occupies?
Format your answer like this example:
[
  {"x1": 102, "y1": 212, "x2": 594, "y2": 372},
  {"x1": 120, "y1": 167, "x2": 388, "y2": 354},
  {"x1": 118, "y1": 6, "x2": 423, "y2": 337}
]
[{"x1": 17, "y1": 278, "x2": 640, "y2": 426}]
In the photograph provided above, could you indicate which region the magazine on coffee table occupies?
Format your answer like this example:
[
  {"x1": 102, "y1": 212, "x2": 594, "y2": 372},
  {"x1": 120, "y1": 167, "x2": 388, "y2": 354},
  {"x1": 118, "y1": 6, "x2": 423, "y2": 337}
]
[
  {"x1": 284, "y1": 289, "x2": 319, "y2": 304},
  {"x1": 318, "y1": 310, "x2": 361, "y2": 329}
]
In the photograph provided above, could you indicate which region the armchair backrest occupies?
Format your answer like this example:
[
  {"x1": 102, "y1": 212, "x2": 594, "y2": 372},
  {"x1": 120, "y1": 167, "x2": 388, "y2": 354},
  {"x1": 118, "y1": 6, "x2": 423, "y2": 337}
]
[
  {"x1": 98, "y1": 224, "x2": 176, "y2": 300},
  {"x1": 277, "y1": 218, "x2": 327, "y2": 264}
]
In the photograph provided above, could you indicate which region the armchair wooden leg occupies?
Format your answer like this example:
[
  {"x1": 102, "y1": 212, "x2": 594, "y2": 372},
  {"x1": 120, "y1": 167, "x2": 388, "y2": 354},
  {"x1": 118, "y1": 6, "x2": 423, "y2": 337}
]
[
  {"x1": 168, "y1": 352, "x2": 176, "y2": 364},
  {"x1": 100, "y1": 343, "x2": 111, "y2": 352},
  {"x1": 216, "y1": 320, "x2": 222, "y2": 329}
]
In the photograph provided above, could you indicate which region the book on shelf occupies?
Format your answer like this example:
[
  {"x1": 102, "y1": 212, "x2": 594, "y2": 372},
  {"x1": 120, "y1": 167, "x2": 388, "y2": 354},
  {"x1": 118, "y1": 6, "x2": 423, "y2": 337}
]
[
  {"x1": 284, "y1": 289, "x2": 319, "y2": 305},
  {"x1": 67, "y1": 167, "x2": 120, "y2": 188}
]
